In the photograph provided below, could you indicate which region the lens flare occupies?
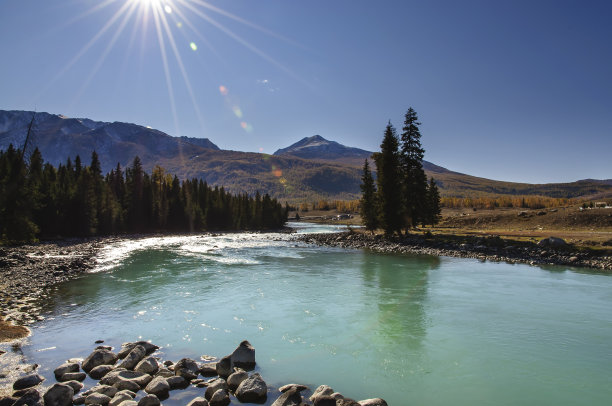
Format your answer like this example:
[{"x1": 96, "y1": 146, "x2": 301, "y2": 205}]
[
  {"x1": 190, "y1": 42, "x2": 197, "y2": 51},
  {"x1": 219, "y1": 85, "x2": 228, "y2": 95},
  {"x1": 164, "y1": 5, "x2": 172, "y2": 14},
  {"x1": 233, "y1": 106, "x2": 243, "y2": 118}
]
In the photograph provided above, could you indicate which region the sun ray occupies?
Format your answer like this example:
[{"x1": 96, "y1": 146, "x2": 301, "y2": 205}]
[
  {"x1": 177, "y1": 0, "x2": 304, "y2": 83},
  {"x1": 68, "y1": 0, "x2": 140, "y2": 110},
  {"x1": 151, "y1": 2, "x2": 181, "y2": 139},
  {"x1": 34, "y1": 0, "x2": 134, "y2": 103},
  {"x1": 156, "y1": 2, "x2": 208, "y2": 135}
]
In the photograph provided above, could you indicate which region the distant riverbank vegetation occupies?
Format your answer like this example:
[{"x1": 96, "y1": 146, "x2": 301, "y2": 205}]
[{"x1": 0, "y1": 146, "x2": 288, "y2": 244}]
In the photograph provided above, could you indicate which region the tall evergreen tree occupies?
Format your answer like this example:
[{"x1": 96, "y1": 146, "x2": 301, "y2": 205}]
[
  {"x1": 359, "y1": 158, "x2": 378, "y2": 232},
  {"x1": 400, "y1": 107, "x2": 428, "y2": 229},
  {"x1": 374, "y1": 122, "x2": 402, "y2": 235},
  {"x1": 425, "y1": 177, "x2": 442, "y2": 226}
]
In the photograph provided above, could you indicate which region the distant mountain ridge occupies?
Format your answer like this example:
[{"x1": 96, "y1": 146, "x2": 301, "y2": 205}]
[
  {"x1": 1, "y1": 109, "x2": 610, "y2": 202},
  {"x1": 0, "y1": 110, "x2": 219, "y2": 174}
]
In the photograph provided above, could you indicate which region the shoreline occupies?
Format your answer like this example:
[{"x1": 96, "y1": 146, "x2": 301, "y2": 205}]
[{"x1": 298, "y1": 230, "x2": 612, "y2": 272}]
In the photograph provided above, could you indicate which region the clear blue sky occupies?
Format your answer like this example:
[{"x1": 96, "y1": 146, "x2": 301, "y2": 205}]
[{"x1": 1, "y1": 0, "x2": 610, "y2": 183}]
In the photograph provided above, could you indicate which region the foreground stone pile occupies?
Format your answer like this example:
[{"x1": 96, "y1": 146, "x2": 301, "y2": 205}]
[
  {"x1": 299, "y1": 232, "x2": 612, "y2": 271},
  {"x1": 0, "y1": 340, "x2": 387, "y2": 406}
]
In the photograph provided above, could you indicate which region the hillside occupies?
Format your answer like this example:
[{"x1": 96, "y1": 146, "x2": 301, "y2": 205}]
[{"x1": 1, "y1": 110, "x2": 610, "y2": 202}]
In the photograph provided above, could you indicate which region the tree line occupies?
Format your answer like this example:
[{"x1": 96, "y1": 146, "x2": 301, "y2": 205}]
[
  {"x1": 360, "y1": 107, "x2": 441, "y2": 234},
  {"x1": 0, "y1": 145, "x2": 288, "y2": 244}
]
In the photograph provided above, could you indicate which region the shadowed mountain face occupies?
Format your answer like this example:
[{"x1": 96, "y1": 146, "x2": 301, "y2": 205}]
[
  {"x1": 0, "y1": 110, "x2": 219, "y2": 174},
  {"x1": 1, "y1": 110, "x2": 610, "y2": 201}
]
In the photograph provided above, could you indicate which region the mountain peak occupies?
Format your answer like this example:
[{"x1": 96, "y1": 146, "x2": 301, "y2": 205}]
[{"x1": 273, "y1": 135, "x2": 371, "y2": 161}]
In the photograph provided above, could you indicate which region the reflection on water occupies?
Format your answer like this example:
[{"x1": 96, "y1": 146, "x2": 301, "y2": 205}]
[{"x1": 5, "y1": 225, "x2": 612, "y2": 406}]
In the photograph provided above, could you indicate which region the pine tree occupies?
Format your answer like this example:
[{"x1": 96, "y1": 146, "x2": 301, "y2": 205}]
[
  {"x1": 374, "y1": 122, "x2": 402, "y2": 235},
  {"x1": 359, "y1": 158, "x2": 378, "y2": 232},
  {"x1": 425, "y1": 177, "x2": 441, "y2": 226},
  {"x1": 400, "y1": 107, "x2": 428, "y2": 229}
]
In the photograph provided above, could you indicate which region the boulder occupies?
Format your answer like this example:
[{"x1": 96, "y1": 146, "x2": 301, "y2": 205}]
[
  {"x1": 59, "y1": 372, "x2": 87, "y2": 382},
  {"x1": 62, "y1": 380, "x2": 84, "y2": 393},
  {"x1": 54, "y1": 362, "x2": 80, "y2": 380},
  {"x1": 73, "y1": 396, "x2": 86, "y2": 405},
  {"x1": 279, "y1": 384, "x2": 308, "y2": 393},
  {"x1": 90, "y1": 365, "x2": 115, "y2": 380},
  {"x1": 135, "y1": 357, "x2": 159, "y2": 376},
  {"x1": 310, "y1": 385, "x2": 334, "y2": 403},
  {"x1": 199, "y1": 363, "x2": 217, "y2": 377},
  {"x1": 313, "y1": 396, "x2": 337, "y2": 406},
  {"x1": 137, "y1": 394, "x2": 160, "y2": 406},
  {"x1": 174, "y1": 358, "x2": 199, "y2": 380},
  {"x1": 44, "y1": 383, "x2": 75, "y2": 406},
  {"x1": 84, "y1": 385, "x2": 118, "y2": 398},
  {"x1": 118, "y1": 342, "x2": 159, "y2": 359},
  {"x1": 109, "y1": 393, "x2": 134, "y2": 406},
  {"x1": 85, "y1": 392, "x2": 112, "y2": 406},
  {"x1": 102, "y1": 370, "x2": 152, "y2": 388},
  {"x1": 337, "y1": 399, "x2": 360, "y2": 406},
  {"x1": 186, "y1": 396, "x2": 209, "y2": 406},
  {"x1": 13, "y1": 388, "x2": 43, "y2": 406},
  {"x1": 209, "y1": 389, "x2": 230, "y2": 406},
  {"x1": 117, "y1": 345, "x2": 146, "y2": 370},
  {"x1": 204, "y1": 378, "x2": 228, "y2": 400},
  {"x1": 215, "y1": 356, "x2": 232, "y2": 378},
  {"x1": 115, "y1": 390, "x2": 137, "y2": 399},
  {"x1": 231, "y1": 340, "x2": 256, "y2": 369},
  {"x1": 358, "y1": 399, "x2": 388, "y2": 406},
  {"x1": 144, "y1": 377, "x2": 170, "y2": 399},
  {"x1": 113, "y1": 380, "x2": 141, "y2": 393},
  {"x1": 13, "y1": 374, "x2": 45, "y2": 390},
  {"x1": 154, "y1": 368, "x2": 174, "y2": 378},
  {"x1": 227, "y1": 368, "x2": 248, "y2": 391},
  {"x1": 116, "y1": 401, "x2": 138, "y2": 406},
  {"x1": 271, "y1": 387, "x2": 303, "y2": 406},
  {"x1": 82, "y1": 349, "x2": 118, "y2": 373},
  {"x1": 0, "y1": 397, "x2": 18, "y2": 406},
  {"x1": 235, "y1": 373, "x2": 267, "y2": 403},
  {"x1": 166, "y1": 375, "x2": 189, "y2": 390},
  {"x1": 538, "y1": 237, "x2": 567, "y2": 248}
]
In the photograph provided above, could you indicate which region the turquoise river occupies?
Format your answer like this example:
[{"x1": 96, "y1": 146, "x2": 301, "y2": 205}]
[{"x1": 6, "y1": 223, "x2": 612, "y2": 405}]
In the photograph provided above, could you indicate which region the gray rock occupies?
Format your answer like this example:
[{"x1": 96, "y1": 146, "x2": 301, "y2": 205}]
[
  {"x1": 162, "y1": 360, "x2": 173, "y2": 367},
  {"x1": 85, "y1": 392, "x2": 112, "y2": 406},
  {"x1": 309, "y1": 385, "x2": 334, "y2": 403},
  {"x1": 0, "y1": 397, "x2": 18, "y2": 406},
  {"x1": 117, "y1": 345, "x2": 146, "y2": 370},
  {"x1": 231, "y1": 340, "x2": 255, "y2": 369},
  {"x1": 209, "y1": 390, "x2": 230, "y2": 406},
  {"x1": 186, "y1": 396, "x2": 209, "y2": 406},
  {"x1": 59, "y1": 372, "x2": 87, "y2": 382},
  {"x1": 62, "y1": 380, "x2": 84, "y2": 393},
  {"x1": 166, "y1": 375, "x2": 189, "y2": 390},
  {"x1": 204, "y1": 378, "x2": 228, "y2": 400},
  {"x1": 135, "y1": 357, "x2": 159, "y2": 376},
  {"x1": 271, "y1": 387, "x2": 303, "y2": 406},
  {"x1": 90, "y1": 365, "x2": 115, "y2": 380},
  {"x1": 279, "y1": 384, "x2": 308, "y2": 393},
  {"x1": 109, "y1": 393, "x2": 134, "y2": 406},
  {"x1": 358, "y1": 399, "x2": 388, "y2": 406},
  {"x1": 116, "y1": 401, "x2": 138, "y2": 406},
  {"x1": 331, "y1": 392, "x2": 345, "y2": 400},
  {"x1": 13, "y1": 388, "x2": 43, "y2": 406},
  {"x1": 115, "y1": 390, "x2": 137, "y2": 399},
  {"x1": 112, "y1": 380, "x2": 141, "y2": 393},
  {"x1": 538, "y1": 237, "x2": 567, "y2": 248},
  {"x1": 174, "y1": 358, "x2": 199, "y2": 380},
  {"x1": 154, "y1": 368, "x2": 174, "y2": 378},
  {"x1": 84, "y1": 385, "x2": 118, "y2": 398},
  {"x1": 54, "y1": 362, "x2": 80, "y2": 380},
  {"x1": 235, "y1": 373, "x2": 267, "y2": 403},
  {"x1": 82, "y1": 349, "x2": 118, "y2": 373},
  {"x1": 215, "y1": 356, "x2": 232, "y2": 378},
  {"x1": 118, "y1": 342, "x2": 159, "y2": 359},
  {"x1": 73, "y1": 396, "x2": 86, "y2": 405},
  {"x1": 336, "y1": 399, "x2": 360, "y2": 406},
  {"x1": 102, "y1": 370, "x2": 152, "y2": 388},
  {"x1": 44, "y1": 383, "x2": 75, "y2": 406},
  {"x1": 13, "y1": 374, "x2": 45, "y2": 390},
  {"x1": 227, "y1": 368, "x2": 248, "y2": 391},
  {"x1": 144, "y1": 377, "x2": 170, "y2": 399},
  {"x1": 199, "y1": 363, "x2": 217, "y2": 377},
  {"x1": 137, "y1": 394, "x2": 160, "y2": 406},
  {"x1": 313, "y1": 396, "x2": 337, "y2": 406}
]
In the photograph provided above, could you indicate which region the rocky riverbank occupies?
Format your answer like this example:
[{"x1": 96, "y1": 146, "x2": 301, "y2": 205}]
[
  {"x1": 0, "y1": 339, "x2": 387, "y2": 406},
  {"x1": 298, "y1": 231, "x2": 612, "y2": 271},
  {"x1": 0, "y1": 238, "x2": 110, "y2": 330}
]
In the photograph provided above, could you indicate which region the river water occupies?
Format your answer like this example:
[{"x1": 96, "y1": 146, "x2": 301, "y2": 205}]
[{"x1": 11, "y1": 223, "x2": 612, "y2": 405}]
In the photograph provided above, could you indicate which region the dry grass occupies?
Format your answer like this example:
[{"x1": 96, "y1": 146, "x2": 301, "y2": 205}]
[{"x1": 0, "y1": 317, "x2": 30, "y2": 342}]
